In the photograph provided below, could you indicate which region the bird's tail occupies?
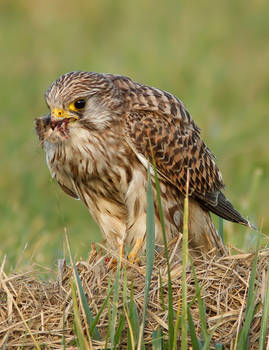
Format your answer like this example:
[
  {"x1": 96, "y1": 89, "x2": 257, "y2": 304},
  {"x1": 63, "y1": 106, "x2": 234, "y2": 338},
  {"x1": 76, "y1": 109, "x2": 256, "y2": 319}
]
[{"x1": 198, "y1": 191, "x2": 255, "y2": 229}]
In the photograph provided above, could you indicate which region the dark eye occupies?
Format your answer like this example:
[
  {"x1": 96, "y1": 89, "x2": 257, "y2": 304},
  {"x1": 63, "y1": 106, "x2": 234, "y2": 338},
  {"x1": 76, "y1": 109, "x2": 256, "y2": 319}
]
[{"x1": 74, "y1": 99, "x2": 86, "y2": 110}]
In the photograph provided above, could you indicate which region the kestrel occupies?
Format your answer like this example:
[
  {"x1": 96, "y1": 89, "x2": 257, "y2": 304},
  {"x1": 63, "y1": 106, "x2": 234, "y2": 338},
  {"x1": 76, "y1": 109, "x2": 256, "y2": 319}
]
[{"x1": 35, "y1": 71, "x2": 251, "y2": 257}]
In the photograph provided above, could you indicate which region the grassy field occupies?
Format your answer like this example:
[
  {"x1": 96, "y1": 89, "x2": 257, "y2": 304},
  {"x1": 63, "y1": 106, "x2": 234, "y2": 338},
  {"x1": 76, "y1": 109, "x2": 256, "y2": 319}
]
[{"x1": 0, "y1": 0, "x2": 268, "y2": 272}]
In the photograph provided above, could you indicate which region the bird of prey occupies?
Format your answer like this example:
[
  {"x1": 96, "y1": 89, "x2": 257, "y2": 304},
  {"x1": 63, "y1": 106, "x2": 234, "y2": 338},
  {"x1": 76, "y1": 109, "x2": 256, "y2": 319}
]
[{"x1": 35, "y1": 71, "x2": 251, "y2": 258}]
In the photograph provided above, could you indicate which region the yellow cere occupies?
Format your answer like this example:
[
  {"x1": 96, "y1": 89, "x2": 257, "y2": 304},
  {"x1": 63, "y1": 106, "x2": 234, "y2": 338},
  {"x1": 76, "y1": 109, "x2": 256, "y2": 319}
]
[
  {"x1": 51, "y1": 108, "x2": 67, "y2": 119},
  {"x1": 51, "y1": 107, "x2": 78, "y2": 120}
]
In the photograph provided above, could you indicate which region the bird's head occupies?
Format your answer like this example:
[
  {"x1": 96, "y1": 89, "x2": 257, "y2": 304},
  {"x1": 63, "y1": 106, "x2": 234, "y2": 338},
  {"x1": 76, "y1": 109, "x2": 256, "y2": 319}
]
[{"x1": 35, "y1": 71, "x2": 120, "y2": 144}]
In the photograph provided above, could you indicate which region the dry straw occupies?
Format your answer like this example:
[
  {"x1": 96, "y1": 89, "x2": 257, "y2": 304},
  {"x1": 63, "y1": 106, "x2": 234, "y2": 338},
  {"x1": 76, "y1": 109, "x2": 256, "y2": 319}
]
[{"x1": 0, "y1": 243, "x2": 268, "y2": 349}]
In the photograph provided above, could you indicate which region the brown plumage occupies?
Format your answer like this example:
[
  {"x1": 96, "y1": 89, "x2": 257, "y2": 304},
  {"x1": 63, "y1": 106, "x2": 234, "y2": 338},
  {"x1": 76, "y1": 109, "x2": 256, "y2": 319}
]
[{"x1": 35, "y1": 71, "x2": 251, "y2": 255}]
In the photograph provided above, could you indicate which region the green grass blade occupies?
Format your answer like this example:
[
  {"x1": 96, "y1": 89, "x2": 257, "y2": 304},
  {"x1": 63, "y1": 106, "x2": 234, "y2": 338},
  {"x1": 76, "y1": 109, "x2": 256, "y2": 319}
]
[
  {"x1": 139, "y1": 164, "x2": 155, "y2": 345},
  {"x1": 127, "y1": 281, "x2": 134, "y2": 350},
  {"x1": 125, "y1": 305, "x2": 136, "y2": 350},
  {"x1": 218, "y1": 217, "x2": 224, "y2": 241},
  {"x1": 190, "y1": 257, "x2": 209, "y2": 342},
  {"x1": 151, "y1": 154, "x2": 174, "y2": 348},
  {"x1": 180, "y1": 186, "x2": 189, "y2": 350},
  {"x1": 114, "y1": 310, "x2": 126, "y2": 346},
  {"x1": 131, "y1": 301, "x2": 140, "y2": 344},
  {"x1": 187, "y1": 306, "x2": 202, "y2": 350},
  {"x1": 105, "y1": 297, "x2": 111, "y2": 350},
  {"x1": 202, "y1": 319, "x2": 222, "y2": 350},
  {"x1": 145, "y1": 163, "x2": 156, "y2": 297},
  {"x1": 123, "y1": 265, "x2": 128, "y2": 305},
  {"x1": 73, "y1": 263, "x2": 101, "y2": 340},
  {"x1": 110, "y1": 259, "x2": 121, "y2": 347},
  {"x1": 65, "y1": 233, "x2": 99, "y2": 342},
  {"x1": 152, "y1": 327, "x2": 163, "y2": 350},
  {"x1": 158, "y1": 270, "x2": 166, "y2": 312},
  {"x1": 245, "y1": 238, "x2": 260, "y2": 315},
  {"x1": 90, "y1": 277, "x2": 112, "y2": 335},
  {"x1": 128, "y1": 281, "x2": 140, "y2": 348},
  {"x1": 173, "y1": 294, "x2": 181, "y2": 350},
  {"x1": 237, "y1": 237, "x2": 260, "y2": 348},
  {"x1": 258, "y1": 260, "x2": 269, "y2": 350},
  {"x1": 215, "y1": 344, "x2": 224, "y2": 349},
  {"x1": 70, "y1": 279, "x2": 87, "y2": 350}
]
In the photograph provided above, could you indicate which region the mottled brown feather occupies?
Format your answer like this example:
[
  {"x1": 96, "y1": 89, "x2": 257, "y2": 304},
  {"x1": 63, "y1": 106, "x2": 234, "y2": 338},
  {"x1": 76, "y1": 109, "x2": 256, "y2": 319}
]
[
  {"x1": 35, "y1": 71, "x2": 251, "y2": 257},
  {"x1": 124, "y1": 110, "x2": 224, "y2": 200},
  {"x1": 108, "y1": 74, "x2": 248, "y2": 225}
]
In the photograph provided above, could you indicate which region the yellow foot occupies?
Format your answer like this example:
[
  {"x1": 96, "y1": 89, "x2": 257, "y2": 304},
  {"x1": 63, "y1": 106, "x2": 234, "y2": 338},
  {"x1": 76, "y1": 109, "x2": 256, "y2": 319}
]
[{"x1": 128, "y1": 238, "x2": 143, "y2": 264}]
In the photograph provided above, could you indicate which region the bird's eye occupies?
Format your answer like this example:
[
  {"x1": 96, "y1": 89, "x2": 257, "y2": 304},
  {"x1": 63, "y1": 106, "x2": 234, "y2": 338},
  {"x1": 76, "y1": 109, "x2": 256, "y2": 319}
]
[{"x1": 70, "y1": 99, "x2": 86, "y2": 111}]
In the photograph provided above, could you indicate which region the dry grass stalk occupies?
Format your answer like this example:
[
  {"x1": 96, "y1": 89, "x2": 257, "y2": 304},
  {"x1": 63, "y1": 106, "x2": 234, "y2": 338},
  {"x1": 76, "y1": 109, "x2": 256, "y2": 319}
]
[{"x1": 0, "y1": 245, "x2": 268, "y2": 349}]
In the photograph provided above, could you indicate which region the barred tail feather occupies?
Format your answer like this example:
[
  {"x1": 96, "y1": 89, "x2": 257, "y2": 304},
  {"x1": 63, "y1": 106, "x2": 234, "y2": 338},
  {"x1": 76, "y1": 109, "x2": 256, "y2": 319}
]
[{"x1": 198, "y1": 191, "x2": 253, "y2": 228}]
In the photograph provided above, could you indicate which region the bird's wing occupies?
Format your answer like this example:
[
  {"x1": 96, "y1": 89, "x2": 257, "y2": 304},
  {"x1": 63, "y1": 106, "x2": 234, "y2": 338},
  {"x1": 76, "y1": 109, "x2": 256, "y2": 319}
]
[
  {"x1": 124, "y1": 109, "x2": 223, "y2": 203},
  {"x1": 109, "y1": 75, "x2": 248, "y2": 225}
]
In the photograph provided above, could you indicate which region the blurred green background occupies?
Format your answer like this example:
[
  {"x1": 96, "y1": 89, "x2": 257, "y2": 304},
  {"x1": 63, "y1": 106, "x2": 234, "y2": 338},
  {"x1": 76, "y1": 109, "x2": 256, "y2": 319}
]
[{"x1": 0, "y1": 0, "x2": 268, "y2": 272}]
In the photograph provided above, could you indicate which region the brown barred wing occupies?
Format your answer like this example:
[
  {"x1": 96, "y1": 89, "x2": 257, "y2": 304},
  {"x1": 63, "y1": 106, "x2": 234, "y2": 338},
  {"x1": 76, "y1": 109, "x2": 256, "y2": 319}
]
[
  {"x1": 125, "y1": 110, "x2": 224, "y2": 198},
  {"x1": 125, "y1": 110, "x2": 249, "y2": 226},
  {"x1": 111, "y1": 74, "x2": 223, "y2": 201}
]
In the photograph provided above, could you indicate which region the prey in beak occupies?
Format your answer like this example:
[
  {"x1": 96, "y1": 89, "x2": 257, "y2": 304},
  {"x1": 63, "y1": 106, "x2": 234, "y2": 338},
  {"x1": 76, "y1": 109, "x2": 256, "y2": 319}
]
[
  {"x1": 50, "y1": 118, "x2": 70, "y2": 139},
  {"x1": 35, "y1": 108, "x2": 78, "y2": 144},
  {"x1": 49, "y1": 108, "x2": 78, "y2": 139}
]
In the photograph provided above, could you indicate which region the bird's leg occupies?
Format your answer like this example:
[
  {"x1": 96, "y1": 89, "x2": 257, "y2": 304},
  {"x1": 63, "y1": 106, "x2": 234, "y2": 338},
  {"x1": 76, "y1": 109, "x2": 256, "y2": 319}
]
[{"x1": 128, "y1": 238, "x2": 143, "y2": 263}]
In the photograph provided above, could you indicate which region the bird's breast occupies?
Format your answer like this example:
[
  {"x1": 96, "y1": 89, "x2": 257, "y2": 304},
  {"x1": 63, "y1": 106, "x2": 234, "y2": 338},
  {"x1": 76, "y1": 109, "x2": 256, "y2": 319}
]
[{"x1": 44, "y1": 127, "x2": 134, "y2": 198}]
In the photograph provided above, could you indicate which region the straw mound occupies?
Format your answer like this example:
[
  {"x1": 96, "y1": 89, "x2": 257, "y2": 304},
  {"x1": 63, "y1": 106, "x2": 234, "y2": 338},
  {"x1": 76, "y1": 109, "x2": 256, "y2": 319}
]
[{"x1": 0, "y1": 244, "x2": 268, "y2": 349}]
